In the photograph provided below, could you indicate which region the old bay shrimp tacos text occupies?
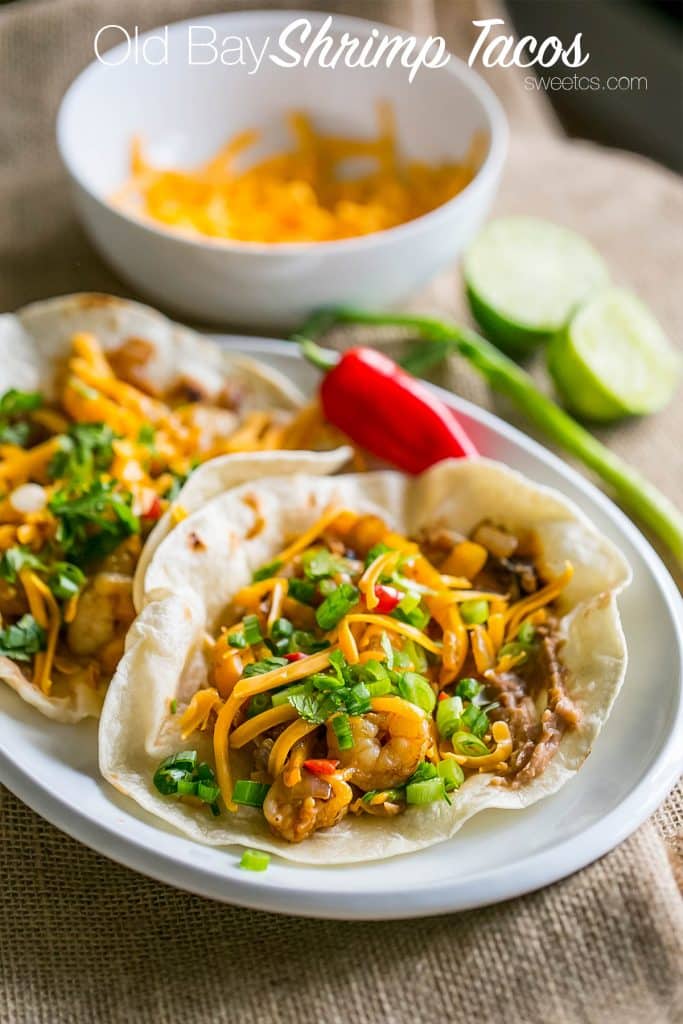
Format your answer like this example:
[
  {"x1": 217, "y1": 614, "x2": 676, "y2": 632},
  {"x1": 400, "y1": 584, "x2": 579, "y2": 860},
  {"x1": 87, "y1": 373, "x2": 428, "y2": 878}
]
[
  {"x1": 100, "y1": 458, "x2": 630, "y2": 864},
  {"x1": 0, "y1": 292, "x2": 351, "y2": 722}
]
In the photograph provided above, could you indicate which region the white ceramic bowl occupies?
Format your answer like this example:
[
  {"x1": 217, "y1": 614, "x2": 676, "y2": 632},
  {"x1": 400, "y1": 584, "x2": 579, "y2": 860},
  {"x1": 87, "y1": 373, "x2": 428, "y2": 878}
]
[{"x1": 57, "y1": 10, "x2": 507, "y2": 329}]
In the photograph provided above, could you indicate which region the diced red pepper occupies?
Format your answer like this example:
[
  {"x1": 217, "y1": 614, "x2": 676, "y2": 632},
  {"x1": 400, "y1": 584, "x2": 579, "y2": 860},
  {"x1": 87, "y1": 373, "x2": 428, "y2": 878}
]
[
  {"x1": 438, "y1": 691, "x2": 449, "y2": 702},
  {"x1": 285, "y1": 652, "x2": 308, "y2": 662},
  {"x1": 368, "y1": 584, "x2": 402, "y2": 614},
  {"x1": 303, "y1": 758, "x2": 340, "y2": 776},
  {"x1": 143, "y1": 494, "x2": 163, "y2": 520}
]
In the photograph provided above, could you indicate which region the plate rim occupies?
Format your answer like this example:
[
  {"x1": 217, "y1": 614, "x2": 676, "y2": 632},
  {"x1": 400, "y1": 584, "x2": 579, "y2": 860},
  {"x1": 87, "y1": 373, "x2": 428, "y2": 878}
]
[{"x1": 1, "y1": 337, "x2": 681, "y2": 920}]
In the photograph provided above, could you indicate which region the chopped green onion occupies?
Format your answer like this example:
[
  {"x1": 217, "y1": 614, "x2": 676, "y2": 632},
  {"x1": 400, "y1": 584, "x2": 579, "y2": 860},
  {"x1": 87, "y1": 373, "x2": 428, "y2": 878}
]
[
  {"x1": 240, "y1": 849, "x2": 271, "y2": 872},
  {"x1": 177, "y1": 778, "x2": 198, "y2": 797},
  {"x1": 288, "y1": 578, "x2": 317, "y2": 605},
  {"x1": 396, "y1": 591, "x2": 420, "y2": 615},
  {"x1": 153, "y1": 767, "x2": 186, "y2": 795},
  {"x1": 498, "y1": 641, "x2": 529, "y2": 663},
  {"x1": 242, "y1": 614, "x2": 263, "y2": 646},
  {"x1": 159, "y1": 750, "x2": 198, "y2": 772},
  {"x1": 380, "y1": 631, "x2": 394, "y2": 669},
  {"x1": 252, "y1": 560, "x2": 283, "y2": 582},
  {"x1": 289, "y1": 628, "x2": 326, "y2": 653},
  {"x1": 227, "y1": 631, "x2": 247, "y2": 649},
  {"x1": 436, "y1": 696, "x2": 464, "y2": 738},
  {"x1": 318, "y1": 578, "x2": 338, "y2": 596},
  {"x1": 406, "y1": 777, "x2": 446, "y2": 805},
  {"x1": 197, "y1": 781, "x2": 220, "y2": 803},
  {"x1": 247, "y1": 693, "x2": 272, "y2": 717},
  {"x1": 451, "y1": 732, "x2": 491, "y2": 757},
  {"x1": 153, "y1": 750, "x2": 214, "y2": 798},
  {"x1": 309, "y1": 672, "x2": 346, "y2": 692},
  {"x1": 402, "y1": 638, "x2": 428, "y2": 672},
  {"x1": 460, "y1": 703, "x2": 489, "y2": 738},
  {"x1": 302, "y1": 547, "x2": 349, "y2": 579},
  {"x1": 271, "y1": 683, "x2": 308, "y2": 707},
  {"x1": 169, "y1": 698, "x2": 178, "y2": 715},
  {"x1": 393, "y1": 601, "x2": 430, "y2": 631},
  {"x1": 315, "y1": 583, "x2": 359, "y2": 630},
  {"x1": 517, "y1": 620, "x2": 536, "y2": 644},
  {"x1": 408, "y1": 761, "x2": 439, "y2": 784},
  {"x1": 438, "y1": 758, "x2": 465, "y2": 791},
  {"x1": 460, "y1": 599, "x2": 490, "y2": 625},
  {"x1": 397, "y1": 672, "x2": 436, "y2": 714},
  {"x1": 270, "y1": 617, "x2": 293, "y2": 640},
  {"x1": 455, "y1": 677, "x2": 481, "y2": 700},
  {"x1": 331, "y1": 713, "x2": 354, "y2": 750},
  {"x1": 232, "y1": 780, "x2": 270, "y2": 808},
  {"x1": 48, "y1": 563, "x2": 86, "y2": 600},
  {"x1": 362, "y1": 787, "x2": 404, "y2": 804}
]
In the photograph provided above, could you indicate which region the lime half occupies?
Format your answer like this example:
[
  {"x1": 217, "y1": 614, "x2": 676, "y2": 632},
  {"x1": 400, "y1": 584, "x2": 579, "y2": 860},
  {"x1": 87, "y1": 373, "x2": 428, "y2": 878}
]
[
  {"x1": 547, "y1": 287, "x2": 681, "y2": 422},
  {"x1": 464, "y1": 217, "x2": 609, "y2": 355}
]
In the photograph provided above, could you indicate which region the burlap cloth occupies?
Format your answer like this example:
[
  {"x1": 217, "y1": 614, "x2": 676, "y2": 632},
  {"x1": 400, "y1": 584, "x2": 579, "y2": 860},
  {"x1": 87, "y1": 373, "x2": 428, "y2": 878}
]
[{"x1": 0, "y1": 2, "x2": 681, "y2": 1022}]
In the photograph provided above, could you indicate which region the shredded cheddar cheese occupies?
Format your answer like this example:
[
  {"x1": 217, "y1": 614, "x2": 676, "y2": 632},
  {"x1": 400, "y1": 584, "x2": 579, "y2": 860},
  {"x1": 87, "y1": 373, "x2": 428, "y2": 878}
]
[{"x1": 116, "y1": 106, "x2": 485, "y2": 244}]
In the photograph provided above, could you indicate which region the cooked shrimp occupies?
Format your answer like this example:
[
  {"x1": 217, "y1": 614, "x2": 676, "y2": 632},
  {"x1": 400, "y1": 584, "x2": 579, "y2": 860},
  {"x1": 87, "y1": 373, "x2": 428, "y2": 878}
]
[
  {"x1": 67, "y1": 572, "x2": 135, "y2": 656},
  {"x1": 263, "y1": 771, "x2": 352, "y2": 843},
  {"x1": 327, "y1": 701, "x2": 431, "y2": 791}
]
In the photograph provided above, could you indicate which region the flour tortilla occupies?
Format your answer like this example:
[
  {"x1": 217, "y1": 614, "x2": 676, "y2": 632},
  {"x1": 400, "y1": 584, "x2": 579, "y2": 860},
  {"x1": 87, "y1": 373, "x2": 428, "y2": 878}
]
[
  {"x1": 0, "y1": 292, "x2": 321, "y2": 722},
  {"x1": 100, "y1": 457, "x2": 631, "y2": 864}
]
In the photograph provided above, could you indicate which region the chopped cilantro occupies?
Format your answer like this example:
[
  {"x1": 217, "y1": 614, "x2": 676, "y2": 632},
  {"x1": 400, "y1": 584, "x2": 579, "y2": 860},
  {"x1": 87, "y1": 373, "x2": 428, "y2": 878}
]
[
  {"x1": 242, "y1": 657, "x2": 288, "y2": 678},
  {"x1": 0, "y1": 389, "x2": 43, "y2": 447},
  {"x1": 48, "y1": 479, "x2": 139, "y2": 566},
  {"x1": 0, "y1": 614, "x2": 46, "y2": 662},
  {"x1": 48, "y1": 423, "x2": 116, "y2": 484}
]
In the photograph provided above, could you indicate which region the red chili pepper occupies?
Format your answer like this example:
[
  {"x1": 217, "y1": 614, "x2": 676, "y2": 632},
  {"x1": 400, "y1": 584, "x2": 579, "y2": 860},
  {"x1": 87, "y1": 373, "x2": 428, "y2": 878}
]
[
  {"x1": 285, "y1": 652, "x2": 308, "y2": 662},
  {"x1": 301, "y1": 340, "x2": 476, "y2": 473},
  {"x1": 303, "y1": 758, "x2": 340, "y2": 776},
  {"x1": 143, "y1": 494, "x2": 163, "y2": 520},
  {"x1": 367, "y1": 584, "x2": 402, "y2": 614},
  {"x1": 438, "y1": 691, "x2": 449, "y2": 702}
]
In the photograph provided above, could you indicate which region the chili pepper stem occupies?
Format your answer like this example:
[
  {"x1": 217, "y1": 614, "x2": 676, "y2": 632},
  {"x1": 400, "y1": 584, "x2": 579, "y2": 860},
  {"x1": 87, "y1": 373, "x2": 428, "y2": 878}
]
[
  {"x1": 291, "y1": 307, "x2": 683, "y2": 565},
  {"x1": 297, "y1": 336, "x2": 340, "y2": 372}
]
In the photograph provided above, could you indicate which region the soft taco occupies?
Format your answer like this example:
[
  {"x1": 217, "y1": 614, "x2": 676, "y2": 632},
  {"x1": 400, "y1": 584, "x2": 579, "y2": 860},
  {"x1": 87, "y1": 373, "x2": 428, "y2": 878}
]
[
  {"x1": 99, "y1": 458, "x2": 630, "y2": 864},
  {"x1": 0, "y1": 292, "x2": 349, "y2": 722}
]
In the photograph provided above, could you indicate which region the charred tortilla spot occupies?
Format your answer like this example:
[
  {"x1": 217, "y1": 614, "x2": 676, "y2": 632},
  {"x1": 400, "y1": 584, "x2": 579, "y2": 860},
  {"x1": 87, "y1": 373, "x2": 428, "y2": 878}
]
[
  {"x1": 187, "y1": 531, "x2": 206, "y2": 552},
  {"x1": 242, "y1": 494, "x2": 265, "y2": 539}
]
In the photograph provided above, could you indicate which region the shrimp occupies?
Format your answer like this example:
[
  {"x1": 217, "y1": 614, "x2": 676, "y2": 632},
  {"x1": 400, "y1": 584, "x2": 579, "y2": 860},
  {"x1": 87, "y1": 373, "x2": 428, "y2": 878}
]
[
  {"x1": 67, "y1": 572, "x2": 135, "y2": 657},
  {"x1": 327, "y1": 702, "x2": 431, "y2": 791},
  {"x1": 263, "y1": 771, "x2": 352, "y2": 843}
]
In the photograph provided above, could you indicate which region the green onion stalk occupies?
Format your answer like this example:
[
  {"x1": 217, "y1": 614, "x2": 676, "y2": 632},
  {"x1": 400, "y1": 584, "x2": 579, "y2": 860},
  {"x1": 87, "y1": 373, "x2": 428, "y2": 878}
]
[{"x1": 292, "y1": 308, "x2": 683, "y2": 566}]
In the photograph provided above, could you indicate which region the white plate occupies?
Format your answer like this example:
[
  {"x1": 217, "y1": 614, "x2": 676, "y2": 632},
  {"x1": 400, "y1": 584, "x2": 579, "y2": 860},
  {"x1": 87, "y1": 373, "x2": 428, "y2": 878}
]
[{"x1": 1, "y1": 339, "x2": 681, "y2": 920}]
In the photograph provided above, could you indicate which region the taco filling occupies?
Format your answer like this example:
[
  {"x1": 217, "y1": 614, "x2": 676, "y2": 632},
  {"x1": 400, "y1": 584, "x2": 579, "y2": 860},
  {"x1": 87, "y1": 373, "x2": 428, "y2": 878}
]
[
  {"x1": 153, "y1": 507, "x2": 578, "y2": 843},
  {"x1": 0, "y1": 332, "x2": 319, "y2": 712}
]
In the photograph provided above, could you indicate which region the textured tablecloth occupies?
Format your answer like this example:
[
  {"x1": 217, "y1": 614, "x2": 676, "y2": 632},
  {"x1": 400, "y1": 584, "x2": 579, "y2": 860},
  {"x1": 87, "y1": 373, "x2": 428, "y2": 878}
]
[{"x1": 0, "y1": 2, "x2": 681, "y2": 1022}]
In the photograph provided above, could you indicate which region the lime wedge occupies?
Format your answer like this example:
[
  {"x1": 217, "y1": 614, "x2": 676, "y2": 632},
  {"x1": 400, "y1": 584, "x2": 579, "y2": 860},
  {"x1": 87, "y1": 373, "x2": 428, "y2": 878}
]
[
  {"x1": 547, "y1": 287, "x2": 681, "y2": 421},
  {"x1": 464, "y1": 217, "x2": 609, "y2": 354}
]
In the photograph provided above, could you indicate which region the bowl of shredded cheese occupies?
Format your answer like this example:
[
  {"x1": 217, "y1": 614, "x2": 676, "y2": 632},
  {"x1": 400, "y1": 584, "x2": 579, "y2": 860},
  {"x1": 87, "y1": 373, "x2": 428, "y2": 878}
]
[{"x1": 57, "y1": 10, "x2": 507, "y2": 328}]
